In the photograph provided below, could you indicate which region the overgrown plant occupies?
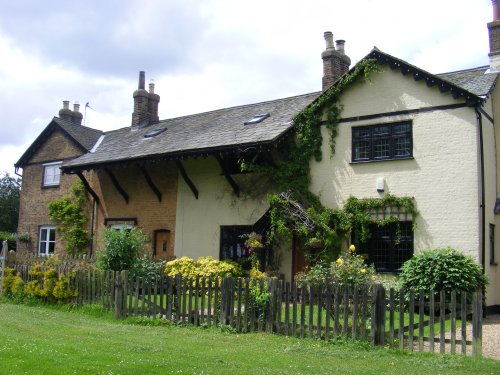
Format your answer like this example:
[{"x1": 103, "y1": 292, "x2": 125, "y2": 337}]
[
  {"x1": 24, "y1": 264, "x2": 76, "y2": 303},
  {"x1": 239, "y1": 59, "x2": 417, "y2": 256},
  {"x1": 399, "y1": 247, "x2": 487, "y2": 300},
  {"x1": 164, "y1": 256, "x2": 243, "y2": 279},
  {"x1": 96, "y1": 228, "x2": 148, "y2": 272},
  {"x1": 48, "y1": 180, "x2": 89, "y2": 255}
]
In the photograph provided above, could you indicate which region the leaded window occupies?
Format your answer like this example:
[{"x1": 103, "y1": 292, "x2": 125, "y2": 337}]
[{"x1": 352, "y1": 122, "x2": 412, "y2": 162}]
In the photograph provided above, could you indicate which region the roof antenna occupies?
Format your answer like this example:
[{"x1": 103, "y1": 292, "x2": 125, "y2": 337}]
[{"x1": 84, "y1": 102, "x2": 96, "y2": 127}]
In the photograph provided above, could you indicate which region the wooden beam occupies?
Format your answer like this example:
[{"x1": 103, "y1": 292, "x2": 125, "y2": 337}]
[
  {"x1": 140, "y1": 166, "x2": 162, "y2": 202},
  {"x1": 104, "y1": 167, "x2": 129, "y2": 204},
  {"x1": 176, "y1": 161, "x2": 198, "y2": 199},
  {"x1": 76, "y1": 172, "x2": 100, "y2": 204},
  {"x1": 215, "y1": 154, "x2": 240, "y2": 197}
]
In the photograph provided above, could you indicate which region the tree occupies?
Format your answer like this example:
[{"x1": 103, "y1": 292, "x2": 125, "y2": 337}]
[{"x1": 0, "y1": 173, "x2": 21, "y2": 233}]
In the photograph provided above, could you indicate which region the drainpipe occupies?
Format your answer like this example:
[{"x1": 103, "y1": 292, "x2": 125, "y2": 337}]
[
  {"x1": 89, "y1": 198, "x2": 96, "y2": 257},
  {"x1": 475, "y1": 107, "x2": 486, "y2": 272}
]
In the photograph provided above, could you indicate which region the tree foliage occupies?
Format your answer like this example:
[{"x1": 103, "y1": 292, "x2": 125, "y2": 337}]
[{"x1": 0, "y1": 173, "x2": 21, "y2": 233}]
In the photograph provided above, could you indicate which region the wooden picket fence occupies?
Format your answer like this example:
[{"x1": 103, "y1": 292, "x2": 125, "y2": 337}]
[{"x1": 6, "y1": 266, "x2": 483, "y2": 356}]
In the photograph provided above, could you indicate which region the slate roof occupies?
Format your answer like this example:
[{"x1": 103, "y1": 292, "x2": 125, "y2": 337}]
[
  {"x1": 62, "y1": 92, "x2": 320, "y2": 171},
  {"x1": 15, "y1": 117, "x2": 103, "y2": 168},
  {"x1": 437, "y1": 66, "x2": 498, "y2": 98},
  {"x1": 60, "y1": 49, "x2": 497, "y2": 173}
]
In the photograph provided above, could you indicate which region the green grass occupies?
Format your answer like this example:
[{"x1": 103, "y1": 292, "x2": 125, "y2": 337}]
[{"x1": 0, "y1": 300, "x2": 499, "y2": 374}]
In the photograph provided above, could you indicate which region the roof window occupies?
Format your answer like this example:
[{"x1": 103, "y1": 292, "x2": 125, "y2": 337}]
[
  {"x1": 144, "y1": 128, "x2": 167, "y2": 138},
  {"x1": 244, "y1": 113, "x2": 270, "y2": 125}
]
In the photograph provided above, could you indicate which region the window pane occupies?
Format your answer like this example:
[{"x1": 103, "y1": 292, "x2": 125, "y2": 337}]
[
  {"x1": 394, "y1": 137, "x2": 411, "y2": 157},
  {"x1": 353, "y1": 128, "x2": 370, "y2": 138},
  {"x1": 354, "y1": 141, "x2": 370, "y2": 160},
  {"x1": 394, "y1": 123, "x2": 410, "y2": 134},
  {"x1": 373, "y1": 126, "x2": 390, "y2": 136},
  {"x1": 374, "y1": 139, "x2": 390, "y2": 158},
  {"x1": 43, "y1": 164, "x2": 61, "y2": 186},
  {"x1": 48, "y1": 241, "x2": 55, "y2": 254}
]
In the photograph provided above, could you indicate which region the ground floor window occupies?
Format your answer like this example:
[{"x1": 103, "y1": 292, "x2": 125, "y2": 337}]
[
  {"x1": 220, "y1": 225, "x2": 256, "y2": 269},
  {"x1": 38, "y1": 225, "x2": 56, "y2": 256},
  {"x1": 356, "y1": 221, "x2": 413, "y2": 273}
]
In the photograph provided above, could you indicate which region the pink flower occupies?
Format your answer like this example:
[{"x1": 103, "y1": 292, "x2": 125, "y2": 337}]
[{"x1": 249, "y1": 249, "x2": 253, "y2": 254}]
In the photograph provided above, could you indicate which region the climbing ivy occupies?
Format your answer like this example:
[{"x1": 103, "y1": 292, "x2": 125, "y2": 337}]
[
  {"x1": 48, "y1": 180, "x2": 89, "y2": 255},
  {"x1": 242, "y1": 58, "x2": 417, "y2": 257}
]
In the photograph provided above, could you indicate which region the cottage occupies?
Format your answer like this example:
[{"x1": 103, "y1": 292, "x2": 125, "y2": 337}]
[{"x1": 15, "y1": 4, "x2": 500, "y2": 313}]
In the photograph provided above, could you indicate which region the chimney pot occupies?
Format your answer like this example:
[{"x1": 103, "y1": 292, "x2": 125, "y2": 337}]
[
  {"x1": 63, "y1": 100, "x2": 70, "y2": 110},
  {"x1": 324, "y1": 31, "x2": 334, "y2": 49},
  {"x1": 138, "y1": 71, "x2": 146, "y2": 90},
  {"x1": 335, "y1": 40, "x2": 346, "y2": 55},
  {"x1": 73, "y1": 103, "x2": 80, "y2": 113},
  {"x1": 494, "y1": 0, "x2": 500, "y2": 20},
  {"x1": 149, "y1": 80, "x2": 155, "y2": 94}
]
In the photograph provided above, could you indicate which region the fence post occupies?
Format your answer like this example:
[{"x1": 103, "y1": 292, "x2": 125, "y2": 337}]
[
  {"x1": 472, "y1": 290, "x2": 483, "y2": 356},
  {"x1": 114, "y1": 270, "x2": 127, "y2": 320},
  {"x1": 372, "y1": 284, "x2": 386, "y2": 346}
]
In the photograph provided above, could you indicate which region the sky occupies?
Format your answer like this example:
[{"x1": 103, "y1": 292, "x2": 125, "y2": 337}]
[{"x1": 0, "y1": 0, "x2": 493, "y2": 177}]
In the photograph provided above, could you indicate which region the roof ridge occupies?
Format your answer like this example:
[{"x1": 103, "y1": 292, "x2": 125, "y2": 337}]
[
  {"x1": 437, "y1": 65, "x2": 490, "y2": 76},
  {"x1": 156, "y1": 91, "x2": 321, "y2": 124}
]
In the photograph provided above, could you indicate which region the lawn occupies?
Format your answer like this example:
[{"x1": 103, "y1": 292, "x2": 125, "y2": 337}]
[{"x1": 0, "y1": 300, "x2": 498, "y2": 375}]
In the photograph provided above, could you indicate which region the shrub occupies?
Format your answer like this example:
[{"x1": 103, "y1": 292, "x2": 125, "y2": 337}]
[
  {"x1": 130, "y1": 256, "x2": 165, "y2": 284},
  {"x1": 24, "y1": 264, "x2": 76, "y2": 303},
  {"x1": 164, "y1": 256, "x2": 243, "y2": 279},
  {"x1": 96, "y1": 228, "x2": 148, "y2": 271},
  {"x1": 399, "y1": 247, "x2": 487, "y2": 299},
  {"x1": 297, "y1": 245, "x2": 375, "y2": 287},
  {"x1": 2, "y1": 267, "x2": 24, "y2": 297}
]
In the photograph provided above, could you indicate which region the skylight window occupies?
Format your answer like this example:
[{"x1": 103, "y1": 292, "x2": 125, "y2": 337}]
[
  {"x1": 144, "y1": 128, "x2": 167, "y2": 138},
  {"x1": 244, "y1": 113, "x2": 270, "y2": 125}
]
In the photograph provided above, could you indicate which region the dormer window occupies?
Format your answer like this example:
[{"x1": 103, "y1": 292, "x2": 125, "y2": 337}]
[
  {"x1": 42, "y1": 161, "x2": 62, "y2": 187},
  {"x1": 244, "y1": 113, "x2": 270, "y2": 125}
]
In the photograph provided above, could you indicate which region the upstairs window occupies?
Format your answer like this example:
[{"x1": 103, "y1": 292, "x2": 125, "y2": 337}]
[
  {"x1": 352, "y1": 122, "x2": 412, "y2": 162},
  {"x1": 43, "y1": 162, "x2": 62, "y2": 187}
]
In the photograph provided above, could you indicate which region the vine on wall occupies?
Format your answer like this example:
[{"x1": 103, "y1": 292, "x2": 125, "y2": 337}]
[
  {"x1": 48, "y1": 180, "x2": 89, "y2": 255},
  {"x1": 242, "y1": 59, "x2": 417, "y2": 258}
]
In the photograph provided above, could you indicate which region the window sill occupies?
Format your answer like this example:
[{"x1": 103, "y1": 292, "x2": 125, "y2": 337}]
[
  {"x1": 490, "y1": 262, "x2": 498, "y2": 266},
  {"x1": 41, "y1": 184, "x2": 60, "y2": 189},
  {"x1": 350, "y1": 156, "x2": 414, "y2": 165}
]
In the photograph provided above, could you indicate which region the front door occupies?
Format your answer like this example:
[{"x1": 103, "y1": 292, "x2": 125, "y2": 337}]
[
  {"x1": 154, "y1": 230, "x2": 171, "y2": 260},
  {"x1": 291, "y1": 235, "x2": 306, "y2": 281}
]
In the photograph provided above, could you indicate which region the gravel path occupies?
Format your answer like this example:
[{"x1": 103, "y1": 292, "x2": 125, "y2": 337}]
[{"x1": 482, "y1": 314, "x2": 500, "y2": 361}]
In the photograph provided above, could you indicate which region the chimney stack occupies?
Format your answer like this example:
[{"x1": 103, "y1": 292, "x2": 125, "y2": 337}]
[
  {"x1": 59, "y1": 100, "x2": 73, "y2": 122},
  {"x1": 132, "y1": 71, "x2": 160, "y2": 127},
  {"x1": 488, "y1": 0, "x2": 500, "y2": 70},
  {"x1": 322, "y1": 31, "x2": 351, "y2": 91},
  {"x1": 71, "y1": 102, "x2": 83, "y2": 125}
]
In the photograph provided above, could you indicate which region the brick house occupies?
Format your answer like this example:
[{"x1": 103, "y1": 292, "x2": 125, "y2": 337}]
[{"x1": 15, "y1": 4, "x2": 500, "y2": 312}]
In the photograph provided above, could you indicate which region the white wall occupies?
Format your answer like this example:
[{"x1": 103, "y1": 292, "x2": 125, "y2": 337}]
[{"x1": 310, "y1": 68, "x2": 481, "y2": 259}]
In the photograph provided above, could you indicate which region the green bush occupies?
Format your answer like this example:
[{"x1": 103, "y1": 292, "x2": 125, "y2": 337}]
[
  {"x1": 22, "y1": 264, "x2": 76, "y2": 303},
  {"x1": 96, "y1": 228, "x2": 148, "y2": 271},
  {"x1": 297, "y1": 245, "x2": 375, "y2": 287},
  {"x1": 130, "y1": 256, "x2": 165, "y2": 284},
  {"x1": 399, "y1": 247, "x2": 487, "y2": 298},
  {"x1": 2, "y1": 267, "x2": 24, "y2": 297}
]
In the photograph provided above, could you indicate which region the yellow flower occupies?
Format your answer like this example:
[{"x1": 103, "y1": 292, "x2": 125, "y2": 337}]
[
  {"x1": 336, "y1": 258, "x2": 344, "y2": 265},
  {"x1": 360, "y1": 268, "x2": 366, "y2": 273},
  {"x1": 349, "y1": 244, "x2": 356, "y2": 252}
]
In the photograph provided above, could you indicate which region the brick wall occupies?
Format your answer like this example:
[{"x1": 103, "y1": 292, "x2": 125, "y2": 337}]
[
  {"x1": 17, "y1": 128, "x2": 87, "y2": 255},
  {"x1": 488, "y1": 20, "x2": 500, "y2": 57}
]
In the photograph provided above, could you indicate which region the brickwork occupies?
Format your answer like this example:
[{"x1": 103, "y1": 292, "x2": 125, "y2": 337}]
[
  {"x1": 488, "y1": 20, "x2": 500, "y2": 56},
  {"x1": 17, "y1": 128, "x2": 88, "y2": 255},
  {"x1": 90, "y1": 161, "x2": 178, "y2": 259}
]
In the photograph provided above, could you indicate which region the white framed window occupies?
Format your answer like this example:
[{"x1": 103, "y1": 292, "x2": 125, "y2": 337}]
[
  {"x1": 111, "y1": 224, "x2": 133, "y2": 232},
  {"x1": 38, "y1": 225, "x2": 56, "y2": 256},
  {"x1": 43, "y1": 162, "x2": 62, "y2": 187}
]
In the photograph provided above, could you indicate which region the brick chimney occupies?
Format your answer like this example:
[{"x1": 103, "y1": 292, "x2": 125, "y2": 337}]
[
  {"x1": 488, "y1": 0, "x2": 500, "y2": 70},
  {"x1": 322, "y1": 31, "x2": 351, "y2": 91},
  {"x1": 148, "y1": 80, "x2": 160, "y2": 124},
  {"x1": 59, "y1": 100, "x2": 73, "y2": 121},
  {"x1": 132, "y1": 71, "x2": 150, "y2": 128},
  {"x1": 71, "y1": 102, "x2": 83, "y2": 125}
]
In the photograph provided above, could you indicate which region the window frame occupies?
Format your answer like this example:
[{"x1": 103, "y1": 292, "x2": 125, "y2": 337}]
[
  {"x1": 42, "y1": 161, "x2": 62, "y2": 187},
  {"x1": 355, "y1": 221, "x2": 414, "y2": 274},
  {"x1": 220, "y1": 225, "x2": 264, "y2": 270},
  {"x1": 352, "y1": 121, "x2": 413, "y2": 163},
  {"x1": 38, "y1": 225, "x2": 56, "y2": 256}
]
